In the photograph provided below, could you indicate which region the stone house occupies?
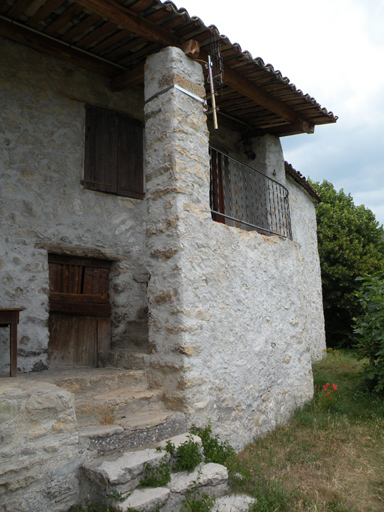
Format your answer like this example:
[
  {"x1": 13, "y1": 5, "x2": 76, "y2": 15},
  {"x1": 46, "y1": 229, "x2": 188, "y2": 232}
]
[{"x1": 0, "y1": 1, "x2": 337, "y2": 509}]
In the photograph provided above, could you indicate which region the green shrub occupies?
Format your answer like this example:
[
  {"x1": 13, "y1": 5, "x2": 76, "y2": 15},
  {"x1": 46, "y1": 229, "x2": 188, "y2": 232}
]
[
  {"x1": 68, "y1": 491, "x2": 123, "y2": 511},
  {"x1": 68, "y1": 501, "x2": 116, "y2": 512},
  {"x1": 353, "y1": 273, "x2": 384, "y2": 393},
  {"x1": 173, "y1": 436, "x2": 203, "y2": 473},
  {"x1": 165, "y1": 437, "x2": 202, "y2": 473},
  {"x1": 190, "y1": 423, "x2": 235, "y2": 465},
  {"x1": 139, "y1": 455, "x2": 171, "y2": 487},
  {"x1": 180, "y1": 488, "x2": 216, "y2": 512}
]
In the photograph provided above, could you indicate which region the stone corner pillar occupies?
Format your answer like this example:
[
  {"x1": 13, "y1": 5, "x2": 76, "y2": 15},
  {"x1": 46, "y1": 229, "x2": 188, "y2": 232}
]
[
  {"x1": 251, "y1": 134, "x2": 286, "y2": 185},
  {"x1": 144, "y1": 46, "x2": 210, "y2": 411}
]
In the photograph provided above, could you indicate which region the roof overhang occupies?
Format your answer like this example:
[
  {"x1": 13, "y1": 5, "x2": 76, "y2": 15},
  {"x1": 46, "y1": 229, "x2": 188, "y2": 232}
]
[{"x1": 0, "y1": 0, "x2": 338, "y2": 136}]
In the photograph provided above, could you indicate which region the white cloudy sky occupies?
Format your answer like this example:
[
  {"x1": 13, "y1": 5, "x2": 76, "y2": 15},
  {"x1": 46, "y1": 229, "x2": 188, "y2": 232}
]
[{"x1": 173, "y1": 0, "x2": 384, "y2": 226}]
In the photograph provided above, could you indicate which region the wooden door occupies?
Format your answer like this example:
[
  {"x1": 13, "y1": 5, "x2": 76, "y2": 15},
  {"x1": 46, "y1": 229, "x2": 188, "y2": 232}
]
[
  {"x1": 210, "y1": 148, "x2": 226, "y2": 224},
  {"x1": 48, "y1": 255, "x2": 111, "y2": 367}
]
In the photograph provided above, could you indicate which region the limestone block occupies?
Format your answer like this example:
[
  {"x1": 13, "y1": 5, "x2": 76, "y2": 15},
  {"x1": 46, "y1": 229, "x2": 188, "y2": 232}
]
[
  {"x1": 117, "y1": 487, "x2": 170, "y2": 512},
  {"x1": 168, "y1": 463, "x2": 228, "y2": 495},
  {"x1": 79, "y1": 425, "x2": 124, "y2": 439},
  {"x1": 213, "y1": 494, "x2": 257, "y2": 511},
  {"x1": 84, "y1": 449, "x2": 170, "y2": 494},
  {"x1": 0, "y1": 380, "x2": 81, "y2": 510},
  {"x1": 157, "y1": 433, "x2": 202, "y2": 451}
]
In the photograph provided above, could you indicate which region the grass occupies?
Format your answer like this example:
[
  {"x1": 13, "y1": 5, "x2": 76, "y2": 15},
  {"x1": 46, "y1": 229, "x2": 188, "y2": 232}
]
[{"x1": 228, "y1": 350, "x2": 384, "y2": 512}]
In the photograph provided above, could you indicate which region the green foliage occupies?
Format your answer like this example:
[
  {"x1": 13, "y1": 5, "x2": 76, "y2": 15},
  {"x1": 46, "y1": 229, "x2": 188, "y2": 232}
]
[
  {"x1": 309, "y1": 179, "x2": 384, "y2": 347},
  {"x1": 189, "y1": 423, "x2": 235, "y2": 465},
  {"x1": 353, "y1": 273, "x2": 384, "y2": 393},
  {"x1": 68, "y1": 501, "x2": 116, "y2": 512},
  {"x1": 173, "y1": 436, "x2": 203, "y2": 473},
  {"x1": 311, "y1": 350, "x2": 384, "y2": 420},
  {"x1": 165, "y1": 439, "x2": 176, "y2": 454},
  {"x1": 231, "y1": 464, "x2": 294, "y2": 512},
  {"x1": 126, "y1": 507, "x2": 161, "y2": 512},
  {"x1": 180, "y1": 488, "x2": 216, "y2": 512},
  {"x1": 139, "y1": 456, "x2": 171, "y2": 487}
]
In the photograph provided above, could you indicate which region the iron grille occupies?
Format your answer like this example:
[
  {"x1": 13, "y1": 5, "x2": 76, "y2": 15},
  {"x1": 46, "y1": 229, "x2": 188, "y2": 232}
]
[{"x1": 210, "y1": 147, "x2": 292, "y2": 239}]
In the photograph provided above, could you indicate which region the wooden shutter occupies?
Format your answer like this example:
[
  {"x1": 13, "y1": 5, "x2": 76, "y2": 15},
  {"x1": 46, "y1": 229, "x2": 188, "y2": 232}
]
[
  {"x1": 84, "y1": 106, "x2": 117, "y2": 194},
  {"x1": 84, "y1": 105, "x2": 144, "y2": 199},
  {"x1": 117, "y1": 114, "x2": 144, "y2": 199}
]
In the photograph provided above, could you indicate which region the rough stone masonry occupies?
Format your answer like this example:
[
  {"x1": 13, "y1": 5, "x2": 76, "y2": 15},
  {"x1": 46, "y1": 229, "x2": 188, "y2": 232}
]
[
  {"x1": 0, "y1": 37, "x2": 326, "y2": 511},
  {"x1": 143, "y1": 47, "x2": 325, "y2": 447}
]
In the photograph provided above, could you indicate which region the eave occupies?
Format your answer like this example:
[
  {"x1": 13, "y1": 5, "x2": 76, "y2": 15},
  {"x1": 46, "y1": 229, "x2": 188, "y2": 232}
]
[{"x1": 0, "y1": 0, "x2": 338, "y2": 136}]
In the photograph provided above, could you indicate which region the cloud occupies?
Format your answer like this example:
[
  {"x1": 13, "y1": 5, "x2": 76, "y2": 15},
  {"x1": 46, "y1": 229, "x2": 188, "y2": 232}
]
[{"x1": 175, "y1": 0, "x2": 384, "y2": 225}]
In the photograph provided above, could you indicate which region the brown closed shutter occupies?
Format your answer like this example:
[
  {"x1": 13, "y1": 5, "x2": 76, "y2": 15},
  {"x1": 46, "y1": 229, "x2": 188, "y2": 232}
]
[
  {"x1": 84, "y1": 105, "x2": 143, "y2": 199},
  {"x1": 117, "y1": 113, "x2": 144, "y2": 199},
  {"x1": 84, "y1": 106, "x2": 117, "y2": 194}
]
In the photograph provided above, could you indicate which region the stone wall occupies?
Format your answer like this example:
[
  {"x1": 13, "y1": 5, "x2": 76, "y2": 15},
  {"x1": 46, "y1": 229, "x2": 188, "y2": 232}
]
[
  {"x1": 286, "y1": 174, "x2": 326, "y2": 360},
  {"x1": 0, "y1": 380, "x2": 81, "y2": 510},
  {"x1": 144, "y1": 47, "x2": 323, "y2": 449},
  {"x1": 0, "y1": 37, "x2": 147, "y2": 372},
  {"x1": 0, "y1": 36, "x2": 326, "y2": 450}
]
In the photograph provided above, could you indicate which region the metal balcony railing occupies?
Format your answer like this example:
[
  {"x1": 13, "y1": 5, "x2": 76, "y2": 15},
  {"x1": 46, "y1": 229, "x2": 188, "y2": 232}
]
[{"x1": 210, "y1": 147, "x2": 292, "y2": 239}]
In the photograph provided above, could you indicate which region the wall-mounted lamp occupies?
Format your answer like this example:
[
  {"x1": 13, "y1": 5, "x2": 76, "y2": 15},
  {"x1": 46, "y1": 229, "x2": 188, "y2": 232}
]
[{"x1": 242, "y1": 139, "x2": 256, "y2": 160}]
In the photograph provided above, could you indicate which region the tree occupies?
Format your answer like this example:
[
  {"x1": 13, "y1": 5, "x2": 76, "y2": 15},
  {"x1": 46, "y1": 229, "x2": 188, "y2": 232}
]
[
  {"x1": 309, "y1": 180, "x2": 384, "y2": 347},
  {"x1": 354, "y1": 273, "x2": 384, "y2": 393}
]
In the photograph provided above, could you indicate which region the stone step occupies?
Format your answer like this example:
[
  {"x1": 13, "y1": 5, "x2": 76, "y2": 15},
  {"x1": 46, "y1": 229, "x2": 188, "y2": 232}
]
[
  {"x1": 80, "y1": 433, "x2": 231, "y2": 511},
  {"x1": 98, "y1": 349, "x2": 151, "y2": 370},
  {"x1": 81, "y1": 433, "x2": 202, "y2": 495},
  {"x1": 165, "y1": 462, "x2": 229, "y2": 510},
  {"x1": 17, "y1": 367, "x2": 149, "y2": 395},
  {"x1": 75, "y1": 389, "x2": 165, "y2": 428},
  {"x1": 82, "y1": 447, "x2": 171, "y2": 496},
  {"x1": 79, "y1": 411, "x2": 188, "y2": 455},
  {"x1": 116, "y1": 489, "x2": 256, "y2": 512},
  {"x1": 214, "y1": 495, "x2": 257, "y2": 512},
  {"x1": 80, "y1": 432, "x2": 256, "y2": 511},
  {"x1": 105, "y1": 462, "x2": 230, "y2": 512},
  {"x1": 116, "y1": 488, "x2": 170, "y2": 512}
]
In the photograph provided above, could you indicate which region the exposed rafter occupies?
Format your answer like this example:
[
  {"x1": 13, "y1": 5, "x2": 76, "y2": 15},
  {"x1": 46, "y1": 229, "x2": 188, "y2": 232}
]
[
  {"x1": 0, "y1": 0, "x2": 336, "y2": 136},
  {"x1": 0, "y1": 16, "x2": 121, "y2": 77},
  {"x1": 75, "y1": 0, "x2": 180, "y2": 46}
]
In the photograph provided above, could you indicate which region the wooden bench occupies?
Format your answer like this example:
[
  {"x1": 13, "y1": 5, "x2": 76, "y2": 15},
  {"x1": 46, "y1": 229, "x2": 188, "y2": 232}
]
[{"x1": 0, "y1": 308, "x2": 24, "y2": 377}]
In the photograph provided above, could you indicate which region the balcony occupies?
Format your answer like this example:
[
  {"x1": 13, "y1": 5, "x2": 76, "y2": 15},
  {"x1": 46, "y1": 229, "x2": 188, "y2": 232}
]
[{"x1": 210, "y1": 147, "x2": 292, "y2": 239}]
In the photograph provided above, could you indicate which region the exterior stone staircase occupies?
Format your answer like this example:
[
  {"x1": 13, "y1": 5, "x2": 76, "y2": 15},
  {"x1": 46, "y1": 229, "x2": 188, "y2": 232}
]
[
  {"x1": 80, "y1": 433, "x2": 256, "y2": 512},
  {"x1": 12, "y1": 335, "x2": 256, "y2": 511},
  {"x1": 17, "y1": 366, "x2": 187, "y2": 455},
  {"x1": 4, "y1": 365, "x2": 255, "y2": 510}
]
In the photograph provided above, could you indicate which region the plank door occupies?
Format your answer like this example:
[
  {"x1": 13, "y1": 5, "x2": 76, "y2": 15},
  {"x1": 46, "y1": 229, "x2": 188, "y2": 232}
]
[
  {"x1": 210, "y1": 148, "x2": 226, "y2": 224},
  {"x1": 48, "y1": 254, "x2": 111, "y2": 367}
]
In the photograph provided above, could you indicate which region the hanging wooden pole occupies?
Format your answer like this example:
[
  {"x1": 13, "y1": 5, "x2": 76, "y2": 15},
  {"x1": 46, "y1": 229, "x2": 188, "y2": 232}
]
[{"x1": 208, "y1": 55, "x2": 218, "y2": 130}]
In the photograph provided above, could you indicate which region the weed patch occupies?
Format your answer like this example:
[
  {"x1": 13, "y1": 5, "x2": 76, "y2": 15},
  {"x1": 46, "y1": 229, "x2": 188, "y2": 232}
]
[
  {"x1": 180, "y1": 487, "x2": 216, "y2": 512},
  {"x1": 190, "y1": 423, "x2": 235, "y2": 465},
  {"x1": 139, "y1": 455, "x2": 171, "y2": 487},
  {"x1": 230, "y1": 351, "x2": 384, "y2": 512},
  {"x1": 166, "y1": 436, "x2": 203, "y2": 473}
]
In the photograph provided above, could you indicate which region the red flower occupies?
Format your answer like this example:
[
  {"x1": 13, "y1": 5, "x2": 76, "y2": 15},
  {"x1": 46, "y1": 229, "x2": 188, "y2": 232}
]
[{"x1": 332, "y1": 384, "x2": 338, "y2": 391}]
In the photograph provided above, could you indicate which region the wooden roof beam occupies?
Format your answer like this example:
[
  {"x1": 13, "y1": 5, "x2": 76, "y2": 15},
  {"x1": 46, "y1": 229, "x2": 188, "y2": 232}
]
[
  {"x1": 75, "y1": 0, "x2": 180, "y2": 47},
  {"x1": 221, "y1": 62, "x2": 315, "y2": 134},
  {"x1": 112, "y1": 63, "x2": 145, "y2": 90},
  {"x1": 0, "y1": 17, "x2": 121, "y2": 77},
  {"x1": 74, "y1": 0, "x2": 309, "y2": 132},
  {"x1": 111, "y1": 39, "x2": 200, "y2": 90},
  {"x1": 244, "y1": 119, "x2": 315, "y2": 138},
  {"x1": 112, "y1": 43, "x2": 314, "y2": 133}
]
